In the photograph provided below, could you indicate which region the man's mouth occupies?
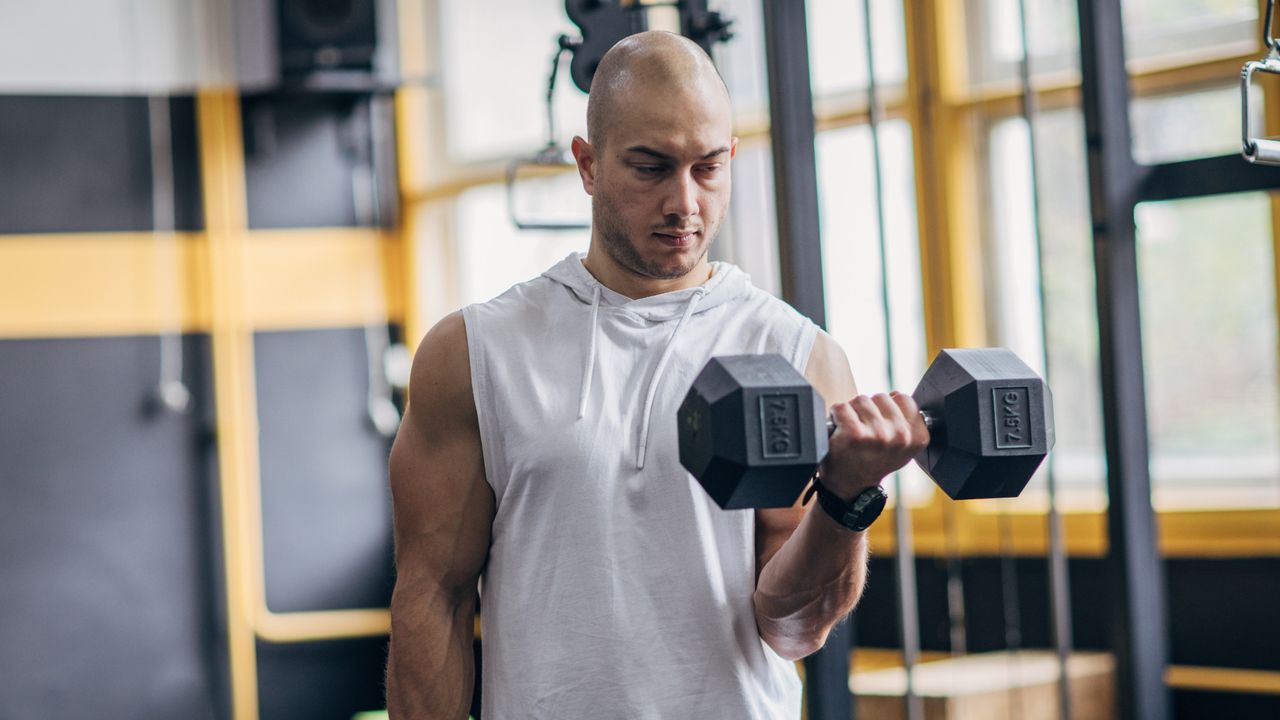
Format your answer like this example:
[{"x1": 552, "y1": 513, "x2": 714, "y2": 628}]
[{"x1": 653, "y1": 230, "x2": 700, "y2": 247}]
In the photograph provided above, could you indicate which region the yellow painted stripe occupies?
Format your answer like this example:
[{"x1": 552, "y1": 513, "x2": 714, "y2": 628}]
[
  {"x1": 394, "y1": 87, "x2": 431, "y2": 345},
  {"x1": 255, "y1": 609, "x2": 391, "y2": 644},
  {"x1": 199, "y1": 88, "x2": 260, "y2": 720},
  {"x1": 866, "y1": 498, "x2": 1280, "y2": 558},
  {"x1": 243, "y1": 228, "x2": 403, "y2": 330},
  {"x1": 0, "y1": 232, "x2": 209, "y2": 337},
  {"x1": 397, "y1": 0, "x2": 429, "y2": 87},
  {"x1": 855, "y1": 648, "x2": 1280, "y2": 697},
  {"x1": 1167, "y1": 665, "x2": 1280, "y2": 695},
  {"x1": 0, "y1": 229, "x2": 402, "y2": 337}
]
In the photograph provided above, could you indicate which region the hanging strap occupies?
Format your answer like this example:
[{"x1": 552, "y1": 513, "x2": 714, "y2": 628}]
[
  {"x1": 1015, "y1": 3, "x2": 1074, "y2": 719},
  {"x1": 859, "y1": 2, "x2": 923, "y2": 719}
]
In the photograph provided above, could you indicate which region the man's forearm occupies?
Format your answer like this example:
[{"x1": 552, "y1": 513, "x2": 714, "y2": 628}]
[
  {"x1": 386, "y1": 587, "x2": 476, "y2": 719},
  {"x1": 753, "y1": 507, "x2": 869, "y2": 660}
]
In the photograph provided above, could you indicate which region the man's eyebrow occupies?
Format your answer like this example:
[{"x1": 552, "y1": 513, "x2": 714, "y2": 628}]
[
  {"x1": 625, "y1": 146, "x2": 675, "y2": 162},
  {"x1": 624, "y1": 146, "x2": 731, "y2": 162}
]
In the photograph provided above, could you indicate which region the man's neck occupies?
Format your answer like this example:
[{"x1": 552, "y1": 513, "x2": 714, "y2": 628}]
[{"x1": 582, "y1": 246, "x2": 714, "y2": 300}]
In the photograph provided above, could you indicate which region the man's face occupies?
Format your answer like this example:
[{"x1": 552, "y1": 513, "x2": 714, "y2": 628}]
[{"x1": 575, "y1": 84, "x2": 737, "y2": 282}]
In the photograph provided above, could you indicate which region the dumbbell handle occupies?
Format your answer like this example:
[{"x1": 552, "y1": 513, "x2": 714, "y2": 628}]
[{"x1": 824, "y1": 410, "x2": 939, "y2": 436}]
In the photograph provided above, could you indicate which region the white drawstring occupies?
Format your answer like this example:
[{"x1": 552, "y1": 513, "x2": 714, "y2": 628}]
[
  {"x1": 635, "y1": 289, "x2": 706, "y2": 469},
  {"x1": 577, "y1": 285, "x2": 602, "y2": 419}
]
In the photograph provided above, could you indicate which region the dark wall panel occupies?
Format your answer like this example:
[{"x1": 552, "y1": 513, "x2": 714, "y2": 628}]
[
  {"x1": 242, "y1": 95, "x2": 363, "y2": 229},
  {"x1": 255, "y1": 327, "x2": 395, "y2": 614},
  {"x1": 0, "y1": 334, "x2": 223, "y2": 719},
  {"x1": 855, "y1": 555, "x2": 1280, "y2": 711},
  {"x1": 1168, "y1": 558, "x2": 1280, "y2": 671},
  {"x1": 858, "y1": 556, "x2": 1280, "y2": 663},
  {"x1": 855, "y1": 557, "x2": 1106, "y2": 652},
  {"x1": 0, "y1": 95, "x2": 202, "y2": 234},
  {"x1": 256, "y1": 638, "x2": 389, "y2": 720},
  {"x1": 1173, "y1": 689, "x2": 1280, "y2": 719}
]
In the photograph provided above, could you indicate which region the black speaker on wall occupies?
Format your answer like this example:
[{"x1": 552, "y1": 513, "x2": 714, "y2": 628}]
[{"x1": 237, "y1": 0, "x2": 398, "y2": 93}]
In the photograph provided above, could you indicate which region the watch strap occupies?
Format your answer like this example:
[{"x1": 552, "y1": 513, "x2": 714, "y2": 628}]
[{"x1": 806, "y1": 478, "x2": 888, "y2": 532}]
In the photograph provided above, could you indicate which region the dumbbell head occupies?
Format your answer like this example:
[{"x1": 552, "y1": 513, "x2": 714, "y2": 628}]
[
  {"x1": 677, "y1": 354, "x2": 828, "y2": 509},
  {"x1": 912, "y1": 348, "x2": 1055, "y2": 499}
]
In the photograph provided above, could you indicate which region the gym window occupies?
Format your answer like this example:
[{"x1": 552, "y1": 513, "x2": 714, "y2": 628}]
[{"x1": 400, "y1": 0, "x2": 1280, "y2": 553}]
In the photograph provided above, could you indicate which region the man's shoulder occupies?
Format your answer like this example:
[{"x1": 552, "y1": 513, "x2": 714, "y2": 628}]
[
  {"x1": 464, "y1": 274, "x2": 560, "y2": 320},
  {"x1": 731, "y1": 280, "x2": 815, "y2": 327}
]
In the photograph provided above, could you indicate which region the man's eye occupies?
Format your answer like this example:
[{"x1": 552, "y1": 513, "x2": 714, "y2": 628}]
[
  {"x1": 634, "y1": 165, "x2": 664, "y2": 175},
  {"x1": 698, "y1": 164, "x2": 723, "y2": 175}
]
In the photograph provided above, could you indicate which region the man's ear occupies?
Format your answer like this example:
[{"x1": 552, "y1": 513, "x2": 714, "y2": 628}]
[
  {"x1": 571, "y1": 136, "x2": 596, "y2": 195},
  {"x1": 730, "y1": 136, "x2": 739, "y2": 159}
]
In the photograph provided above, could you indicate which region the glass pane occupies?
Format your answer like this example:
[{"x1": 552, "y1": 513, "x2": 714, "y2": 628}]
[
  {"x1": 806, "y1": 0, "x2": 908, "y2": 98},
  {"x1": 963, "y1": 0, "x2": 1081, "y2": 89},
  {"x1": 716, "y1": 140, "x2": 782, "y2": 297},
  {"x1": 1131, "y1": 84, "x2": 1262, "y2": 165},
  {"x1": 507, "y1": 169, "x2": 592, "y2": 229},
  {"x1": 714, "y1": 0, "x2": 771, "y2": 117},
  {"x1": 453, "y1": 183, "x2": 590, "y2": 306},
  {"x1": 1122, "y1": 0, "x2": 1257, "y2": 63},
  {"x1": 815, "y1": 120, "x2": 931, "y2": 503},
  {"x1": 986, "y1": 109, "x2": 1107, "y2": 509},
  {"x1": 1136, "y1": 193, "x2": 1280, "y2": 509},
  {"x1": 438, "y1": 0, "x2": 588, "y2": 164},
  {"x1": 963, "y1": 0, "x2": 1256, "y2": 89}
]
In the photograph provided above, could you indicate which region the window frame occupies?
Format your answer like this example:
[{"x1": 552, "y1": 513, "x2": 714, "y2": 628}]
[
  {"x1": 890, "y1": 0, "x2": 1280, "y2": 559},
  {"x1": 396, "y1": 0, "x2": 1280, "y2": 559}
]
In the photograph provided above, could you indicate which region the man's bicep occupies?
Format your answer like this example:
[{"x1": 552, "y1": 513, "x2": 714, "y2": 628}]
[
  {"x1": 755, "y1": 503, "x2": 805, "y2": 580},
  {"x1": 389, "y1": 313, "x2": 493, "y2": 599},
  {"x1": 804, "y1": 330, "x2": 857, "y2": 410}
]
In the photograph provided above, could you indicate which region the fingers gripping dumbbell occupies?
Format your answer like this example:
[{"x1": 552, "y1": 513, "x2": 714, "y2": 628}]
[{"x1": 676, "y1": 348, "x2": 1055, "y2": 509}]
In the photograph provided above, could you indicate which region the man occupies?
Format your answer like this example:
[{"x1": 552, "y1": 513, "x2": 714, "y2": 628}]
[{"x1": 386, "y1": 31, "x2": 928, "y2": 719}]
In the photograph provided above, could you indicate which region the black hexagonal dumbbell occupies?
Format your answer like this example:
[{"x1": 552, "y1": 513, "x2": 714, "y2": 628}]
[{"x1": 677, "y1": 348, "x2": 1055, "y2": 509}]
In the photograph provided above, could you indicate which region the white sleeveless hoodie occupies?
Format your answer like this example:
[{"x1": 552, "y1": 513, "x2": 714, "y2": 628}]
[{"x1": 462, "y1": 253, "x2": 817, "y2": 719}]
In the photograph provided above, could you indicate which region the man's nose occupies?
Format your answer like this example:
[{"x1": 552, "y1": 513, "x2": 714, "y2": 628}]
[{"x1": 662, "y1": 172, "x2": 699, "y2": 220}]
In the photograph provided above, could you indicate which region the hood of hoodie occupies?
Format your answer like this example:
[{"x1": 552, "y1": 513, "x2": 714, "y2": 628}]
[
  {"x1": 541, "y1": 251, "x2": 749, "y2": 319},
  {"x1": 541, "y1": 252, "x2": 750, "y2": 469}
]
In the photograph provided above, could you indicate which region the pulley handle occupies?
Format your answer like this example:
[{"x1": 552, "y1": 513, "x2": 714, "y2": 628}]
[
  {"x1": 1243, "y1": 0, "x2": 1280, "y2": 163},
  {"x1": 1241, "y1": 55, "x2": 1280, "y2": 164}
]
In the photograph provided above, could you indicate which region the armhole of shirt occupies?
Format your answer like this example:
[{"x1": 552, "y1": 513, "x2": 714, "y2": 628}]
[
  {"x1": 461, "y1": 305, "x2": 502, "y2": 498},
  {"x1": 790, "y1": 316, "x2": 820, "y2": 371}
]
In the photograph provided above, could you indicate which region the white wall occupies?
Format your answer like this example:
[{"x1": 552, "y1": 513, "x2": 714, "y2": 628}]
[{"x1": 0, "y1": 0, "x2": 233, "y2": 94}]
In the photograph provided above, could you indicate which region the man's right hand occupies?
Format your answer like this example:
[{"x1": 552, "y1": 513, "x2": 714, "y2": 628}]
[{"x1": 820, "y1": 391, "x2": 930, "y2": 502}]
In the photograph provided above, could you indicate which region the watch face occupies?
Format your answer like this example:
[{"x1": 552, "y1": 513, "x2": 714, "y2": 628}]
[{"x1": 845, "y1": 486, "x2": 889, "y2": 531}]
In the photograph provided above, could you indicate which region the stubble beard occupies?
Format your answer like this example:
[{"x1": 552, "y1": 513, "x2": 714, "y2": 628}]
[{"x1": 593, "y1": 190, "x2": 716, "y2": 281}]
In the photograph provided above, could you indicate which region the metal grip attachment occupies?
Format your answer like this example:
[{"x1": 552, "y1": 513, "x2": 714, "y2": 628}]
[
  {"x1": 1241, "y1": 58, "x2": 1280, "y2": 164},
  {"x1": 1242, "y1": 3, "x2": 1280, "y2": 165}
]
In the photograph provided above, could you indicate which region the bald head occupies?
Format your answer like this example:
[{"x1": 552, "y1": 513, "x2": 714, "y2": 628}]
[{"x1": 586, "y1": 31, "x2": 731, "y2": 150}]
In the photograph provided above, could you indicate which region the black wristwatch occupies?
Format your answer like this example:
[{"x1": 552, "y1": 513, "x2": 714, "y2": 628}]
[{"x1": 805, "y1": 478, "x2": 888, "y2": 532}]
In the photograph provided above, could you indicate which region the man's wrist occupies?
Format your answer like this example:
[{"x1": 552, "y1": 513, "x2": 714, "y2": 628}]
[
  {"x1": 805, "y1": 477, "x2": 888, "y2": 533},
  {"x1": 816, "y1": 468, "x2": 883, "y2": 503}
]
